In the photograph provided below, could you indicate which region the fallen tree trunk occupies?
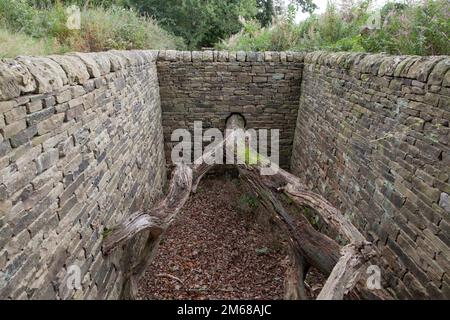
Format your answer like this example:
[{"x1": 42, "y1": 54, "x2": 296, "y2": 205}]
[
  {"x1": 103, "y1": 128, "x2": 234, "y2": 298},
  {"x1": 237, "y1": 166, "x2": 341, "y2": 275},
  {"x1": 103, "y1": 163, "x2": 193, "y2": 253},
  {"x1": 226, "y1": 114, "x2": 376, "y2": 299},
  {"x1": 284, "y1": 249, "x2": 309, "y2": 300},
  {"x1": 242, "y1": 162, "x2": 376, "y2": 299},
  {"x1": 104, "y1": 113, "x2": 377, "y2": 300},
  {"x1": 102, "y1": 164, "x2": 193, "y2": 299},
  {"x1": 317, "y1": 243, "x2": 374, "y2": 300}
]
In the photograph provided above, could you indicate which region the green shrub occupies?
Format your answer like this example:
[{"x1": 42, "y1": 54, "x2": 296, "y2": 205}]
[
  {"x1": 329, "y1": 35, "x2": 365, "y2": 52},
  {"x1": 0, "y1": 0, "x2": 36, "y2": 34},
  {"x1": 78, "y1": 6, "x2": 184, "y2": 51},
  {"x1": 361, "y1": 0, "x2": 450, "y2": 55},
  {"x1": 0, "y1": 1, "x2": 184, "y2": 57},
  {"x1": 218, "y1": 0, "x2": 450, "y2": 56}
]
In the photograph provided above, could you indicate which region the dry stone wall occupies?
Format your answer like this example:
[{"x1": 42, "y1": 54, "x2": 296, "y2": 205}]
[
  {"x1": 291, "y1": 52, "x2": 449, "y2": 299},
  {"x1": 157, "y1": 50, "x2": 304, "y2": 168},
  {"x1": 0, "y1": 49, "x2": 449, "y2": 300},
  {"x1": 0, "y1": 50, "x2": 166, "y2": 299}
]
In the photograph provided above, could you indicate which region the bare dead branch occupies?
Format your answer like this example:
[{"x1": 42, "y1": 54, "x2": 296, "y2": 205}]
[{"x1": 103, "y1": 113, "x2": 377, "y2": 300}]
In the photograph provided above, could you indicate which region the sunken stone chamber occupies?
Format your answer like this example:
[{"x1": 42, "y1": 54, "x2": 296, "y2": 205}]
[{"x1": 0, "y1": 50, "x2": 449, "y2": 299}]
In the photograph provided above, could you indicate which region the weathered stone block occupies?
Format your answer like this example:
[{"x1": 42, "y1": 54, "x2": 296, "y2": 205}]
[
  {"x1": 247, "y1": 52, "x2": 257, "y2": 62},
  {"x1": 26, "y1": 106, "x2": 55, "y2": 126},
  {"x1": 37, "y1": 113, "x2": 65, "y2": 135},
  {"x1": 10, "y1": 126, "x2": 37, "y2": 148},
  {"x1": 89, "y1": 53, "x2": 111, "y2": 75},
  {"x1": 4, "y1": 106, "x2": 27, "y2": 124},
  {"x1": 0, "y1": 101, "x2": 15, "y2": 114},
  {"x1": 104, "y1": 52, "x2": 125, "y2": 71},
  {"x1": 428, "y1": 59, "x2": 450, "y2": 86},
  {"x1": 253, "y1": 76, "x2": 267, "y2": 83},
  {"x1": 439, "y1": 193, "x2": 450, "y2": 213},
  {"x1": 49, "y1": 55, "x2": 90, "y2": 85},
  {"x1": 69, "y1": 52, "x2": 101, "y2": 78},
  {"x1": 16, "y1": 56, "x2": 68, "y2": 93},
  {"x1": 191, "y1": 51, "x2": 202, "y2": 62},
  {"x1": 26, "y1": 100, "x2": 43, "y2": 113},
  {"x1": 164, "y1": 50, "x2": 177, "y2": 62},
  {"x1": 4, "y1": 162, "x2": 36, "y2": 196},
  {"x1": 2, "y1": 119, "x2": 26, "y2": 138},
  {"x1": 236, "y1": 51, "x2": 246, "y2": 62},
  {"x1": 36, "y1": 148, "x2": 59, "y2": 173},
  {"x1": 272, "y1": 73, "x2": 284, "y2": 80},
  {"x1": 0, "y1": 60, "x2": 36, "y2": 101},
  {"x1": 42, "y1": 131, "x2": 67, "y2": 151},
  {"x1": 0, "y1": 183, "x2": 7, "y2": 202},
  {"x1": 71, "y1": 86, "x2": 86, "y2": 98},
  {"x1": 217, "y1": 51, "x2": 228, "y2": 62},
  {"x1": 65, "y1": 105, "x2": 84, "y2": 122}
]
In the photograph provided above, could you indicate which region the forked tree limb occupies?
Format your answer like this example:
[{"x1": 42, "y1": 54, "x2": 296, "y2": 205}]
[
  {"x1": 238, "y1": 165, "x2": 376, "y2": 300},
  {"x1": 281, "y1": 184, "x2": 366, "y2": 244},
  {"x1": 103, "y1": 113, "x2": 377, "y2": 300},
  {"x1": 226, "y1": 114, "x2": 376, "y2": 300},
  {"x1": 317, "y1": 243, "x2": 376, "y2": 300},
  {"x1": 238, "y1": 161, "x2": 376, "y2": 300},
  {"x1": 103, "y1": 163, "x2": 193, "y2": 253},
  {"x1": 238, "y1": 165, "x2": 341, "y2": 275},
  {"x1": 103, "y1": 163, "x2": 193, "y2": 299},
  {"x1": 238, "y1": 171, "x2": 311, "y2": 299},
  {"x1": 234, "y1": 148, "x2": 367, "y2": 245}
]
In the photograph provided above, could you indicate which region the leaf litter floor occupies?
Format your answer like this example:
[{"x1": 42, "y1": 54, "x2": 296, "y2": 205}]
[{"x1": 137, "y1": 173, "x2": 324, "y2": 300}]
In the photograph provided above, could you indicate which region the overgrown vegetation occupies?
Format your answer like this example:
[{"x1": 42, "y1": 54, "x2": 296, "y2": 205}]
[
  {"x1": 128, "y1": 0, "x2": 317, "y2": 49},
  {"x1": 217, "y1": 0, "x2": 450, "y2": 55},
  {"x1": 0, "y1": 0, "x2": 319, "y2": 56},
  {"x1": 0, "y1": 0, "x2": 447, "y2": 57},
  {"x1": 128, "y1": 0, "x2": 257, "y2": 49},
  {"x1": 0, "y1": 0, "x2": 183, "y2": 58}
]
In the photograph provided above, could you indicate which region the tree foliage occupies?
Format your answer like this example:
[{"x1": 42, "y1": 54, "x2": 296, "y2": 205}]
[
  {"x1": 127, "y1": 0, "x2": 257, "y2": 49},
  {"x1": 16, "y1": 0, "x2": 321, "y2": 49},
  {"x1": 127, "y1": 0, "x2": 318, "y2": 49},
  {"x1": 256, "y1": 0, "x2": 275, "y2": 27}
]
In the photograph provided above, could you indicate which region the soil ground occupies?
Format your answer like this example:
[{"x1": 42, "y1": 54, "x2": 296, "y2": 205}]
[{"x1": 137, "y1": 173, "x2": 325, "y2": 300}]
